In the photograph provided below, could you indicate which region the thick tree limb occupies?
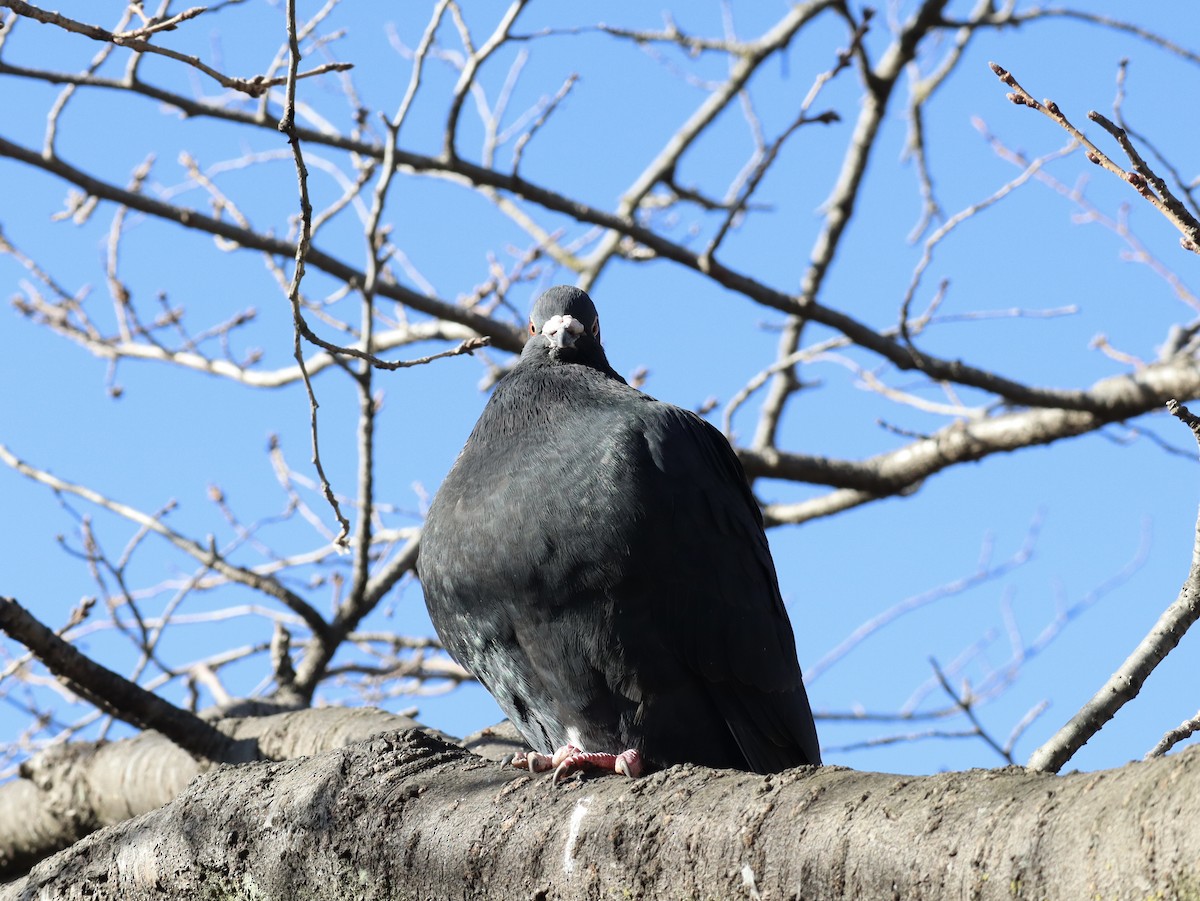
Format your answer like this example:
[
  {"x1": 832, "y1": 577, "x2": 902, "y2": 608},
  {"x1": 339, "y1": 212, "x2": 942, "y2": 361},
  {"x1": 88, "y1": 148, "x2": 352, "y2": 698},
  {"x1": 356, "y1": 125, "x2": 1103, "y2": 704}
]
[
  {"x1": 749, "y1": 356, "x2": 1200, "y2": 524},
  {"x1": 0, "y1": 707, "x2": 422, "y2": 879},
  {"x1": 5, "y1": 729, "x2": 1199, "y2": 900}
]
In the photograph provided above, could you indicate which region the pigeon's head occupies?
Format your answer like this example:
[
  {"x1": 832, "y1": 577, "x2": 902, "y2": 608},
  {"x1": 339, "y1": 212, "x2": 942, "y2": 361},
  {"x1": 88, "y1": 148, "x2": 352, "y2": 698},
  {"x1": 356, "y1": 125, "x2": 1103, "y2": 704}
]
[{"x1": 526, "y1": 286, "x2": 607, "y2": 366}]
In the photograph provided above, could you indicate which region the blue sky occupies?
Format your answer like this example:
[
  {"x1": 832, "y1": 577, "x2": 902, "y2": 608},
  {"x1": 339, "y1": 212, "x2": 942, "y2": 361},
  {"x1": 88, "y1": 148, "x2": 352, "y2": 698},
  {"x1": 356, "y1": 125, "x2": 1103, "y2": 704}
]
[{"x1": 2, "y1": 2, "x2": 1198, "y2": 776}]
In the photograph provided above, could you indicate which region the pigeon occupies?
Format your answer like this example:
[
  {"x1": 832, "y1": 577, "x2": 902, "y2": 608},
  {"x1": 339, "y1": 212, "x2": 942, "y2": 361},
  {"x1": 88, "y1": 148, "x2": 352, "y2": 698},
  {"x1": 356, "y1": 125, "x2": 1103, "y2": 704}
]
[{"x1": 418, "y1": 285, "x2": 820, "y2": 779}]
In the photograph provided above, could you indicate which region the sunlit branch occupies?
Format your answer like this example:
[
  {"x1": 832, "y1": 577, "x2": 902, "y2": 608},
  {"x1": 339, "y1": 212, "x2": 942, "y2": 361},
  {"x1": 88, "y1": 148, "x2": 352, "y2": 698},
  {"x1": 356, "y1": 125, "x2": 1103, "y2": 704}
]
[{"x1": 1027, "y1": 400, "x2": 1200, "y2": 772}]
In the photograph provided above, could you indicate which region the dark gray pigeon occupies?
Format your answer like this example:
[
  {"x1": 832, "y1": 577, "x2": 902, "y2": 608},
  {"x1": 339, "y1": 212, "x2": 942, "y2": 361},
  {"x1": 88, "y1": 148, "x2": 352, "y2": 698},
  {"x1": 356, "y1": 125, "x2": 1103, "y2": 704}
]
[{"x1": 418, "y1": 286, "x2": 820, "y2": 778}]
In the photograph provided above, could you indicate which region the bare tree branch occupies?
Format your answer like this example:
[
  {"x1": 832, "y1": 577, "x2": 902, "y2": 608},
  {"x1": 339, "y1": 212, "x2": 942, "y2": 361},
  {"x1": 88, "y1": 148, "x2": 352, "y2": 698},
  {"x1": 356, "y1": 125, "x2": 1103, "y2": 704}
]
[
  {"x1": 0, "y1": 597, "x2": 237, "y2": 761},
  {"x1": 1026, "y1": 400, "x2": 1200, "y2": 772},
  {"x1": 0, "y1": 443, "x2": 332, "y2": 639},
  {"x1": 989, "y1": 61, "x2": 1200, "y2": 253},
  {"x1": 0, "y1": 0, "x2": 350, "y2": 96}
]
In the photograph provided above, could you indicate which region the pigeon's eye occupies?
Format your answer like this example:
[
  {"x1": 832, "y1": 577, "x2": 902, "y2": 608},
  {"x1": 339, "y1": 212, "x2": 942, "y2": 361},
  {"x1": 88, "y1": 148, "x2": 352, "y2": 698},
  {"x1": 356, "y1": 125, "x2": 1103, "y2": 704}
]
[
  {"x1": 529, "y1": 322, "x2": 536, "y2": 336},
  {"x1": 592, "y1": 318, "x2": 600, "y2": 337}
]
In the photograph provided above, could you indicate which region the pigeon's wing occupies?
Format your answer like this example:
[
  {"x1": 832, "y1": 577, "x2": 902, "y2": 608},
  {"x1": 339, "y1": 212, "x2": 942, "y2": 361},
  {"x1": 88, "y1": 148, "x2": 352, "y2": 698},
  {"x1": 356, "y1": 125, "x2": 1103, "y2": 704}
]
[{"x1": 624, "y1": 402, "x2": 821, "y2": 771}]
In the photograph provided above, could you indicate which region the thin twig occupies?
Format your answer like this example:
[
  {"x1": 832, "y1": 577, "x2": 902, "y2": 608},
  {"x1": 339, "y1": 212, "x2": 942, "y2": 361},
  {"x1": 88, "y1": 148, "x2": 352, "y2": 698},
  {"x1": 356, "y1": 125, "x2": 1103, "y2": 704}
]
[
  {"x1": 279, "y1": 0, "x2": 350, "y2": 546},
  {"x1": 930, "y1": 658, "x2": 1012, "y2": 763},
  {"x1": 1145, "y1": 709, "x2": 1200, "y2": 759}
]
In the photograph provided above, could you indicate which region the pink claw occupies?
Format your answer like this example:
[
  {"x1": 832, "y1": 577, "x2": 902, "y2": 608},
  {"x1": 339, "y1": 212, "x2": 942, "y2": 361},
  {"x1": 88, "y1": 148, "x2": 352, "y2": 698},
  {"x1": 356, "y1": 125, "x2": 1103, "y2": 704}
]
[{"x1": 510, "y1": 748, "x2": 561, "y2": 773}]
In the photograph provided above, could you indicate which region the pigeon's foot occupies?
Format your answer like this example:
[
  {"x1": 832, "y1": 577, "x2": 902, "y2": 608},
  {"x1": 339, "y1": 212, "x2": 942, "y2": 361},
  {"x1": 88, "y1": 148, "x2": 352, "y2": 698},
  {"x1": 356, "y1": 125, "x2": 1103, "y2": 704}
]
[
  {"x1": 551, "y1": 747, "x2": 643, "y2": 781},
  {"x1": 510, "y1": 744, "x2": 643, "y2": 780}
]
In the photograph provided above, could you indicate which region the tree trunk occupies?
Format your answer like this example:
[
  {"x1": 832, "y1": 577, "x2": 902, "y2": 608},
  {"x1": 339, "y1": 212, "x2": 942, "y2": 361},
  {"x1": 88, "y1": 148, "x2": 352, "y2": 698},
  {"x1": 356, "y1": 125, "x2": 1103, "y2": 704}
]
[{"x1": 5, "y1": 728, "x2": 1197, "y2": 900}]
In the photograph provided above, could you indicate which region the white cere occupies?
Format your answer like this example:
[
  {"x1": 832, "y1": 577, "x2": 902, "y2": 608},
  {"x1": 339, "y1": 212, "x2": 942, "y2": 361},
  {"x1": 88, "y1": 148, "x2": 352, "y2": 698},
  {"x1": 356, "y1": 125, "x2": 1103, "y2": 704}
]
[{"x1": 541, "y1": 314, "x2": 586, "y2": 341}]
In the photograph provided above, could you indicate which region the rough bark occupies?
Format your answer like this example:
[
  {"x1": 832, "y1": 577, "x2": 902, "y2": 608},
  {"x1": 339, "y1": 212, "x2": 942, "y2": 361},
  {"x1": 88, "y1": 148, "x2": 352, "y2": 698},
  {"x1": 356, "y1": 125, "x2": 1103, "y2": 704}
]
[
  {"x1": 0, "y1": 707, "x2": 422, "y2": 878},
  {"x1": 5, "y1": 728, "x2": 1198, "y2": 900}
]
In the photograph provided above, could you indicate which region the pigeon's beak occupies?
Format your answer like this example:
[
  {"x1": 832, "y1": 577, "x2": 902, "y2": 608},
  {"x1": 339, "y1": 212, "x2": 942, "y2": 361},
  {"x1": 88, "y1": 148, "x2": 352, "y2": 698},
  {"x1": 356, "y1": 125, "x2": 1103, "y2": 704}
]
[{"x1": 541, "y1": 314, "x2": 586, "y2": 349}]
